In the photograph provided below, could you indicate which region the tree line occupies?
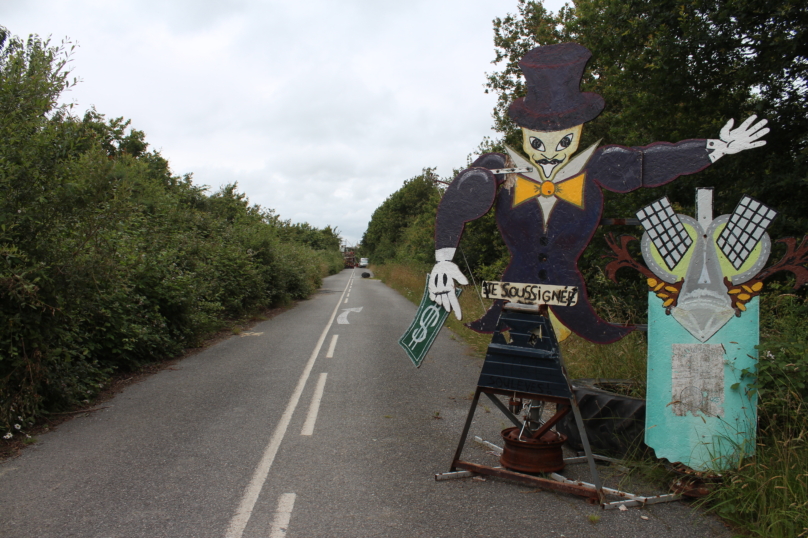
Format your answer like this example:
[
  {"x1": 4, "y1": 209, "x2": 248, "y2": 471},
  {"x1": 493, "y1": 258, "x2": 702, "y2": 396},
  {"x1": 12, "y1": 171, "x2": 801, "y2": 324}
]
[{"x1": 0, "y1": 29, "x2": 343, "y2": 435}]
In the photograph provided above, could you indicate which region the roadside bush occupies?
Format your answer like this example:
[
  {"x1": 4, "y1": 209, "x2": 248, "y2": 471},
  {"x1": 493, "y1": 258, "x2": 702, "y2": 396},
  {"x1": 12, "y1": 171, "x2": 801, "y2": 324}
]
[
  {"x1": 316, "y1": 248, "x2": 347, "y2": 277},
  {"x1": 757, "y1": 289, "x2": 808, "y2": 403}
]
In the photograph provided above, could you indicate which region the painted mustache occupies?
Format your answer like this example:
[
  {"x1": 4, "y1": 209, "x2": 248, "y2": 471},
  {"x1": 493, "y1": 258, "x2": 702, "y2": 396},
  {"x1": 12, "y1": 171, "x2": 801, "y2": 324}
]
[{"x1": 536, "y1": 158, "x2": 564, "y2": 166}]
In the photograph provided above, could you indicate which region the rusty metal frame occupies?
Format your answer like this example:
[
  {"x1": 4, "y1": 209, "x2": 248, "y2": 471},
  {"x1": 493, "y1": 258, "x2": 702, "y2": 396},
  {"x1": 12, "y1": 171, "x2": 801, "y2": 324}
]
[
  {"x1": 548, "y1": 473, "x2": 681, "y2": 509},
  {"x1": 437, "y1": 442, "x2": 680, "y2": 508},
  {"x1": 455, "y1": 461, "x2": 600, "y2": 502},
  {"x1": 437, "y1": 436, "x2": 682, "y2": 509},
  {"x1": 443, "y1": 383, "x2": 605, "y2": 503}
]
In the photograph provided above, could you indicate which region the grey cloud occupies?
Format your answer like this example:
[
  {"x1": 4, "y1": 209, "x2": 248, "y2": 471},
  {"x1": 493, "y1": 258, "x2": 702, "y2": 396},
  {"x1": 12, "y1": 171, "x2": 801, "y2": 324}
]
[{"x1": 5, "y1": 0, "x2": 568, "y2": 247}]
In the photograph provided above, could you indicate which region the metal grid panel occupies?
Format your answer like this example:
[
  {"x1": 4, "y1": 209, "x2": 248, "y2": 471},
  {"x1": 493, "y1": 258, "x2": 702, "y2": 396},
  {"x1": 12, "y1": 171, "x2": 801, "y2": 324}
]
[
  {"x1": 636, "y1": 197, "x2": 692, "y2": 271},
  {"x1": 717, "y1": 196, "x2": 777, "y2": 270}
]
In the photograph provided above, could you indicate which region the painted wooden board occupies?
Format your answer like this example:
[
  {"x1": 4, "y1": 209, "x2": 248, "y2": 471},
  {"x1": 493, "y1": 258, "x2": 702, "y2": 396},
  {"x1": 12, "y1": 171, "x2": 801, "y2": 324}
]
[{"x1": 645, "y1": 294, "x2": 758, "y2": 471}]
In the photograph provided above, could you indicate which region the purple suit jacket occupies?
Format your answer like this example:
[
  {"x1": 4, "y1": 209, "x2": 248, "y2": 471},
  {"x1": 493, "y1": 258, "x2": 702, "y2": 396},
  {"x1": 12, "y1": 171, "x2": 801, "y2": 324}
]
[{"x1": 435, "y1": 140, "x2": 712, "y2": 343}]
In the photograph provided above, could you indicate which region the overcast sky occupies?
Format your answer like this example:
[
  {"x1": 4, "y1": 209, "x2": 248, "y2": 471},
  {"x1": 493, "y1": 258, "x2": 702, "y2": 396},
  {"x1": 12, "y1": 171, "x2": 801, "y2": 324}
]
[{"x1": 4, "y1": 0, "x2": 566, "y2": 245}]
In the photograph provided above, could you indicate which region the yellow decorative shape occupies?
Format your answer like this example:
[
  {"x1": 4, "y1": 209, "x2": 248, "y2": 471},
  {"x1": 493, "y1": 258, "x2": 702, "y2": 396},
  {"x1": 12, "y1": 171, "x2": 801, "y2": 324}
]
[
  {"x1": 664, "y1": 286, "x2": 679, "y2": 293},
  {"x1": 512, "y1": 173, "x2": 585, "y2": 208},
  {"x1": 751, "y1": 281, "x2": 763, "y2": 292},
  {"x1": 662, "y1": 298, "x2": 675, "y2": 307},
  {"x1": 549, "y1": 310, "x2": 572, "y2": 342},
  {"x1": 513, "y1": 176, "x2": 542, "y2": 207},
  {"x1": 729, "y1": 289, "x2": 741, "y2": 295},
  {"x1": 657, "y1": 293, "x2": 669, "y2": 299},
  {"x1": 554, "y1": 173, "x2": 585, "y2": 208},
  {"x1": 738, "y1": 293, "x2": 751, "y2": 301},
  {"x1": 742, "y1": 285, "x2": 753, "y2": 293},
  {"x1": 654, "y1": 282, "x2": 665, "y2": 291},
  {"x1": 737, "y1": 302, "x2": 747, "y2": 311},
  {"x1": 647, "y1": 278, "x2": 658, "y2": 288}
]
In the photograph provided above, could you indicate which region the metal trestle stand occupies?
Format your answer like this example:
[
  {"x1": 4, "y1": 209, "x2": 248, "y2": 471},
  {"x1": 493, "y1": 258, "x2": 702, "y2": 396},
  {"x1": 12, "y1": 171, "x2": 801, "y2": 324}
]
[{"x1": 435, "y1": 304, "x2": 680, "y2": 509}]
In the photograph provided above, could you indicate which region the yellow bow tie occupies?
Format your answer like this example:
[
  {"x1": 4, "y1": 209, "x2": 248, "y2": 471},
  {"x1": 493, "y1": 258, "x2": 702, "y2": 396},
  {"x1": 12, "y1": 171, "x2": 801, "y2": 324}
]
[{"x1": 513, "y1": 172, "x2": 586, "y2": 209}]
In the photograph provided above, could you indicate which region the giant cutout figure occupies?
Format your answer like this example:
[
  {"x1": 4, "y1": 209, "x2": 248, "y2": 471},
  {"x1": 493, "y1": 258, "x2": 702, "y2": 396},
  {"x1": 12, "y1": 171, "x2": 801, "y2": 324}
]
[{"x1": 428, "y1": 43, "x2": 768, "y2": 345}]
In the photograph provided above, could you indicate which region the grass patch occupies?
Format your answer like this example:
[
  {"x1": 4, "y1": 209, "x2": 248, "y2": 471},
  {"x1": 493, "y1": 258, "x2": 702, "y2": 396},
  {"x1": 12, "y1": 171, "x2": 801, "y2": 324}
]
[
  {"x1": 562, "y1": 331, "x2": 648, "y2": 398},
  {"x1": 702, "y1": 386, "x2": 808, "y2": 537}
]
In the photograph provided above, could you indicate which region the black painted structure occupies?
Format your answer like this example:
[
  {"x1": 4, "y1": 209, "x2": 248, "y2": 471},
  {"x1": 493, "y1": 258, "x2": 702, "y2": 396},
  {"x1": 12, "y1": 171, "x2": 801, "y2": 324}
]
[
  {"x1": 478, "y1": 311, "x2": 571, "y2": 398},
  {"x1": 448, "y1": 307, "x2": 604, "y2": 501}
]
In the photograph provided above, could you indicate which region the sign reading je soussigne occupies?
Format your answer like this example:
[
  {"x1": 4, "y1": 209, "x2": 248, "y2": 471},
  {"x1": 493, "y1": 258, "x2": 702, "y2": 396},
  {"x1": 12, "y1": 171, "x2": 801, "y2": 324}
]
[{"x1": 481, "y1": 281, "x2": 579, "y2": 307}]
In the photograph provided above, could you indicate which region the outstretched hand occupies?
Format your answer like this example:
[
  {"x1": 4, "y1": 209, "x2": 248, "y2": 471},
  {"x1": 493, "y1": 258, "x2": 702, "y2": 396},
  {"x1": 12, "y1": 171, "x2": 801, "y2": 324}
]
[
  {"x1": 708, "y1": 115, "x2": 769, "y2": 162},
  {"x1": 428, "y1": 261, "x2": 468, "y2": 320}
]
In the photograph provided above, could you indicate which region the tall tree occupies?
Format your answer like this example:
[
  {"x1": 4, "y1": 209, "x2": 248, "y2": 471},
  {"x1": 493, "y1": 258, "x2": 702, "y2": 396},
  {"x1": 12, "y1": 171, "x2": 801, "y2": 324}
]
[
  {"x1": 360, "y1": 169, "x2": 441, "y2": 265},
  {"x1": 486, "y1": 0, "x2": 808, "y2": 235}
]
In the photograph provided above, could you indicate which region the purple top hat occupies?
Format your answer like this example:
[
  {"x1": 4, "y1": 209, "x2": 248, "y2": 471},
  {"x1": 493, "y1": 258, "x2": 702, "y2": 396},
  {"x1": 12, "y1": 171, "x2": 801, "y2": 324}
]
[{"x1": 508, "y1": 43, "x2": 604, "y2": 131}]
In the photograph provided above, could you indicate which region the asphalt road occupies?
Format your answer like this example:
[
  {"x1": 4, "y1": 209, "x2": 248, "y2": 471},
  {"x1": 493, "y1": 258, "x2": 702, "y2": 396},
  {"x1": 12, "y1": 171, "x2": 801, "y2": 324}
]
[{"x1": 0, "y1": 269, "x2": 733, "y2": 537}]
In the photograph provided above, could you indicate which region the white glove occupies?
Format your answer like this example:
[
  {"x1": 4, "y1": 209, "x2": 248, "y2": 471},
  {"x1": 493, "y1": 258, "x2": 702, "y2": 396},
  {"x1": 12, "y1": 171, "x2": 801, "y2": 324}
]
[
  {"x1": 708, "y1": 115, "x2": 769, "y2": 162},
  {"x1": 428, "y1": 248, "x2": 468, "y2": 320}
]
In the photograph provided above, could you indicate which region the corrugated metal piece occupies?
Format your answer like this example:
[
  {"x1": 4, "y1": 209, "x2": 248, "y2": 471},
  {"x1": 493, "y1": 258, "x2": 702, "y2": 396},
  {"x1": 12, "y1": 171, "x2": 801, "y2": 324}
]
[{"x1": 477, "y1": 311, "x2": 572, "y2": 399}]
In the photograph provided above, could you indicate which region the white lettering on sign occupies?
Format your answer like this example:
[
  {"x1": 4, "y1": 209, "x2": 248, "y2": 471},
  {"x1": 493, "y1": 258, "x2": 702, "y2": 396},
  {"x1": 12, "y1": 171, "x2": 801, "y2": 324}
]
[{"x1": 481, "y1": 281, "x2": 579, "y2": 306}]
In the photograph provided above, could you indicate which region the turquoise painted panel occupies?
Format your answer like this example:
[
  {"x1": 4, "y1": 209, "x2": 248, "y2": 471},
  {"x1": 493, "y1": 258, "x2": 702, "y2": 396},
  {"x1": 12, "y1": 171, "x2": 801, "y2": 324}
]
[{"x1": 645, "y1": 294, "x2": 759, "y2": 471}]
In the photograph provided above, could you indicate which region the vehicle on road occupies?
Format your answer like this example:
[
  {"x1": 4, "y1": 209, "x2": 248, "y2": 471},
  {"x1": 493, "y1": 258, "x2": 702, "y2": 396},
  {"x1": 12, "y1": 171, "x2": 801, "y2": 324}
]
[
  {"x1": 359, "y1": 258, "x2": 369, "y2": 267},
  {"x1": 343, "y1": 250, "x2": 357, "y2": 268}
]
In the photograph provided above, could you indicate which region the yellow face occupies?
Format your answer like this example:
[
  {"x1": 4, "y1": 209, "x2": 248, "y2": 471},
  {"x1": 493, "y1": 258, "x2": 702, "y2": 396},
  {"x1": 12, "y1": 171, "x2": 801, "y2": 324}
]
[{"x1": 521, "y1": 124, "x2": 583, "y2": 181}]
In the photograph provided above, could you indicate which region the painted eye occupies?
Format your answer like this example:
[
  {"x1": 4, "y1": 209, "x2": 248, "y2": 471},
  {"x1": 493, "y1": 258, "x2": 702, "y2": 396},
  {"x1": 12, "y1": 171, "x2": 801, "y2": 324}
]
[
  {"x1": 556, "y1": 134, "x2": 573, "y2": 151},
  {"x1": 529, "y1": 137, "x2": 545, "y2": 151}
]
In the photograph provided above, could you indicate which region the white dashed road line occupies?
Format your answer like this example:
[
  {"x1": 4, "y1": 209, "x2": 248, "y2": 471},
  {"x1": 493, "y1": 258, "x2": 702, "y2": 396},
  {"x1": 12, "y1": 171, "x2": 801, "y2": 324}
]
[
  {"x1": 300, "y1": 373, "x2": 328, "y2": 436},
  {"x1": 325, "y1": 335, "x2": 338, "y2": 358},
  {"x1": 268, "y1": 493, "x2": 297, "y2": 538},
  {"x1": 224, "y1": 273, "x2": 352, "y2": 538}
]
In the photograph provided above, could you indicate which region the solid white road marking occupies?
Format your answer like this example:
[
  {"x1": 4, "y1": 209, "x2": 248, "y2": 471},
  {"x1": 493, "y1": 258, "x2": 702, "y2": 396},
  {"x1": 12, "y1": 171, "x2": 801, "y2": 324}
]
[
  {"x1": 268, "y1": 493, "x2": 297, "y2": 538},
  {"x1": 325, "y1": 335, "x2": 338, "y2": 358},
  {"x1": 300, "y1": 373, "x2": 328, "y2": 436},
  {"x1": 337, "y1": 307, "x2": 363, "y2": 324},
  {"x1": 224, "y1": 275, "x2": 351, "y2": 538}
]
